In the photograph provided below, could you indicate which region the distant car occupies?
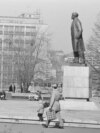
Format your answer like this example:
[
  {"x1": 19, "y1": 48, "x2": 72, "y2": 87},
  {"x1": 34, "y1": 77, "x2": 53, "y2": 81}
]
[
  {"x1": 28, "y1": 93, "x2": 39, "y2": 101},
  {"x1": 33, "y1": 94, "x2": 39, "y2": 100}
]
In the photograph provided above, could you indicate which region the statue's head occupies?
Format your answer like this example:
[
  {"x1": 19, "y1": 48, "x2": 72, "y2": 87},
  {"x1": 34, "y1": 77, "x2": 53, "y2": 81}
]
[{"x1": 71, "y1": 12, "x2": 79, "y2": 19}]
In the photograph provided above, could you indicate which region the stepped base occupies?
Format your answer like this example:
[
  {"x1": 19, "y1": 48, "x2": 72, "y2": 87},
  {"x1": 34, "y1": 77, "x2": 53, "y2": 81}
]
[{"x1": 60, "y1": 100, "x2": 100, "y2": 111}]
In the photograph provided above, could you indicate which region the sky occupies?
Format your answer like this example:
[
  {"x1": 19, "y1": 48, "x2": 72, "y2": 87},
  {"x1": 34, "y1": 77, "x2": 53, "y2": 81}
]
[{"x1": 0, "y1": 0, "x2": 100, "y2": 54}]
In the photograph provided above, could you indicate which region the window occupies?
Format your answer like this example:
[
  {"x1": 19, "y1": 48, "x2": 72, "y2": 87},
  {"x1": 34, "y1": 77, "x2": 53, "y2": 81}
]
[
  {"x1": 26, "y1": 26, "x2": 36, "y2": 32},
  {"x1": 15, "y1": 26, "x2": 25, "y2": 35},
  {"x1": 4, "y1": 26, "x2": 14, "y2": 32},
  {"x1": 0, "y1": 25, "x2": 3, "y2": 34},
  {"x1": 26, "y1": 26, "x2": 36, "y2": 36}
]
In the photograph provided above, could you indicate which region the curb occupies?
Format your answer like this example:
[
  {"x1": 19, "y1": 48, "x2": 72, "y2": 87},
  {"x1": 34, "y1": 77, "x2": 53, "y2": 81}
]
[{"x1": 0, "y1": 116, "x2": 100, "y2": 129}]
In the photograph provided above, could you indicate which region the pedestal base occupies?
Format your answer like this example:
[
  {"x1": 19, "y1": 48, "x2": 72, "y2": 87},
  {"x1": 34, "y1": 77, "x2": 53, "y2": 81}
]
[{"x1": 63, "y1": 66, "x2": 90, "y2": 99}]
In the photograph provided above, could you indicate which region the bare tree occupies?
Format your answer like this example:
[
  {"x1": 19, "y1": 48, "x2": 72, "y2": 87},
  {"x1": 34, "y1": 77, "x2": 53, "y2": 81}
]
[
  {"x1": 9, "y1": 28, "x2": 51, "y2": 92},
  {"x1": 87, "y1": 13, "x2": 100, "y2": 56},
  {"x1": 48, "y1": 50, "x2": 64, "y2": 83},
  {"x1": 86, "y1": 13, "x2": 100, "y2": 94}
]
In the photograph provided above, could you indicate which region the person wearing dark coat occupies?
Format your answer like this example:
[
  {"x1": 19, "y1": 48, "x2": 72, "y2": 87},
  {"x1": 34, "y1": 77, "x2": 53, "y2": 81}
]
[
  {"x1": 71, "y1": 12, "x2": 86, "y2": 64},
  {"x1": 9, "y1": 84, "x2": 13, "y2": 92},
  {"x1": 9, "y1": 83, "x2": 15, "y2": 93}
]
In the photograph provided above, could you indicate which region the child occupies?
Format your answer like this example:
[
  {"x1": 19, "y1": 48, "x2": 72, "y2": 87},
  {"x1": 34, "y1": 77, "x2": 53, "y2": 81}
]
[{"x1": 37, "y1": 97, "x2": 44, "y2": 121}]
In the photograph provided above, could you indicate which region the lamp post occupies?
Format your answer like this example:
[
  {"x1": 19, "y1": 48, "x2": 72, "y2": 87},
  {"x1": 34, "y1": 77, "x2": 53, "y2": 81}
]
[{"x1": 0, "y1": 26, "x2": 4, "y2": 90}]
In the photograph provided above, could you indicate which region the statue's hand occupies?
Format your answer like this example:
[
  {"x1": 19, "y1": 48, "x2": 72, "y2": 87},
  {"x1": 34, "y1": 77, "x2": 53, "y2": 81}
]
[{"x1": 75, "y1": 32, "x2": 81, "y2": 39}]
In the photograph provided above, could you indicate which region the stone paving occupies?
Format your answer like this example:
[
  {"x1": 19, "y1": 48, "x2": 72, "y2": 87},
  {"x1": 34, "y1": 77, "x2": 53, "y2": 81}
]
[
  {"x1": 0, "y1": 100, "x2": 38, "y2": 119},
  {"x1": 0, "y1": 100, "x2": 100, "y2": 128}
]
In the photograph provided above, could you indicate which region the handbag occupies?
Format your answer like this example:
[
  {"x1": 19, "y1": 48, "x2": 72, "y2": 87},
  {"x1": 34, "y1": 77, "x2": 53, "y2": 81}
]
[{"x1": 46, "y1": 109, "x2": 56, "y2": 120}]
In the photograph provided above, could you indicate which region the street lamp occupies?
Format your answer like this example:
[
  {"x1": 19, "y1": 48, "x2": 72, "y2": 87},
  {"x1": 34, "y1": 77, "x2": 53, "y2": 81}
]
[{"x1": 1, "y1": 33, "x2": 4, "y2": 91}]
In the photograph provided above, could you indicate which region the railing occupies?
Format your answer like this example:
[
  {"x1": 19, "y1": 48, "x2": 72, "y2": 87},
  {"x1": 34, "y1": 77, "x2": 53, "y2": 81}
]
[
  {"x1": 86, "y1": 59, "x2": 100, "y2": 74},
  {"x1": 86, "y1": 59, "x2": 100, "y2": 97}
]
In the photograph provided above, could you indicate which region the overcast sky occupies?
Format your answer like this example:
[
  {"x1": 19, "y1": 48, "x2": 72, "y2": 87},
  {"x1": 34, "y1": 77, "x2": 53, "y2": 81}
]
[{"x1": 0, "y1": 0, "x2": 100, "y2": 54}]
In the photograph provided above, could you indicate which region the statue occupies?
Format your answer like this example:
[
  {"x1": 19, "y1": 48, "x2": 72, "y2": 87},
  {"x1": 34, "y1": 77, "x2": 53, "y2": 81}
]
[{"x1": 71, "y1": 12, "x2": 86, "y2": 64}]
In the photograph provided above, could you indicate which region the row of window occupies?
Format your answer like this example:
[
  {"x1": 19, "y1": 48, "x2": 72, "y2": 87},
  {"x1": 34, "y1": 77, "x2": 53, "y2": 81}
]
[
  {"x1": 0, "y1": 25, "x2": 36, "y2": 32},
  {"x1": 0, "y1": 31, "x2": 37, "y2": 36},
  {"x1": 0, "y1": 39, "x2": 35, "y2": 45}
]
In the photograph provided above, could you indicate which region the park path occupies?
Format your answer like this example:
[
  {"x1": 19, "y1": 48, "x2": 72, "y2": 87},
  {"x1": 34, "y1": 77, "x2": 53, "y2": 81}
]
[{"x1": 0, "y1": 100, "x2": 100, "y2": 128}]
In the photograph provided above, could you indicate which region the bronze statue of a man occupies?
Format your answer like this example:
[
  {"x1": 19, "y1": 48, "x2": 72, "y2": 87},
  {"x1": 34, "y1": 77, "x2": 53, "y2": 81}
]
[{"x1": 71, "y1": 12, "x2": 86, "y2": 64}]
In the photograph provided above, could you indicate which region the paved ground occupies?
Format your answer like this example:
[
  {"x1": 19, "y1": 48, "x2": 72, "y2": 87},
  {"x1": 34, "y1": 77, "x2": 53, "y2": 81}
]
[
  {"x1": 0, "y1": 100, "x2": 100, "y2": 128},
  {"x1": 0, "y1": 122, "x2": 100, "y2": 133}
]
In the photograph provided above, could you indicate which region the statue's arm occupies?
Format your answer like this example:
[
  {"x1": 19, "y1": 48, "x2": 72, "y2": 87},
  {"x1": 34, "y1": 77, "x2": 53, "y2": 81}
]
[{"x1": 75, "y1": 20, "x2": 83, "y2": 39}]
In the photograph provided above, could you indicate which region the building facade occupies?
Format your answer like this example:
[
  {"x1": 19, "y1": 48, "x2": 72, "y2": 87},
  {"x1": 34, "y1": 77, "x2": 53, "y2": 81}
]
[{"x1": 0, "y1": 13, "x2": 47, "y2": 90}]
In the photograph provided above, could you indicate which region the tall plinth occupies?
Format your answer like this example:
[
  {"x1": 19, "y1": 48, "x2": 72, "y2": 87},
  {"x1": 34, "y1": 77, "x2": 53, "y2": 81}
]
[{"x1": 63, "y1": 66, "x2": 90, "y2": 100}]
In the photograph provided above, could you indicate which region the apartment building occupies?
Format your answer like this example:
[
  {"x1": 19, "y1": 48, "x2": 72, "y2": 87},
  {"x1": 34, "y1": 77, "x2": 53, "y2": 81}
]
[{"x1": 0, "y1": 13, "x2": 47, "y2": 90}]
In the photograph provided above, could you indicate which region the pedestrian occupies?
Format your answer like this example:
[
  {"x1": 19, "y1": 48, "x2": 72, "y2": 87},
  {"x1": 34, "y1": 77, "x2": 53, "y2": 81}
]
[
  {"x1": 28, "y1": 83, "x2": 33, "y2": 100},
  {"x1": 37, "y1": 97, "x2": 44, "y2": 121},
  {"x1": 21, "y1": 83, "x2": 24, "y2": 93},
  {"x1": 37, "y1": 91, "x2": 41, "y2": 99},
  {"x1": 58, "y1": 83, "x2": 63, "y2": 100},
  {"x1": 42, "y1": 84, "x2": 64, "y2": 128},
  {"x1": 71, "y1": 12, "x2": 86, "y2": 64},
  {"x1": 0, "y1": 90, "x2": 6, "y2": 100},
  {"x1": 9, "y1": 83, "x2": 15, "y2": 93},
  {"x1": 12, "y1": 83, "x2": 16, "y2": 93},
  {"x1": 9, "y1": 84, "x2": 13, "y2": 92}
]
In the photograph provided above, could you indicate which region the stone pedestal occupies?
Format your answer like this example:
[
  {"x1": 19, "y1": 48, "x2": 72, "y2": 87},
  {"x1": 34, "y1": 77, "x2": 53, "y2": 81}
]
[{"x1": 63, "y1": 66, "x2": 90, "y2": 99}]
